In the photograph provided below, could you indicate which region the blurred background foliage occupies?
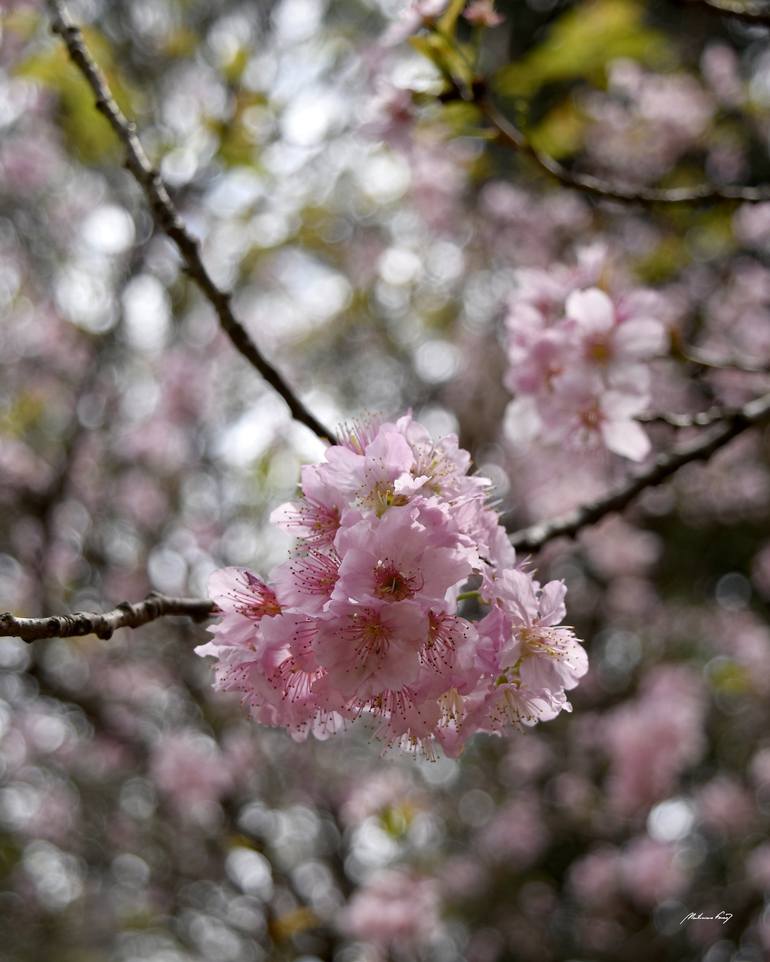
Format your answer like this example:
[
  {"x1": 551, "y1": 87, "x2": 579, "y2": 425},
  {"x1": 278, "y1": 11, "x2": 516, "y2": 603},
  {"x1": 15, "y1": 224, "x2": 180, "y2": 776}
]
[{"x1": 2, "y1": 0, "x2": 770, "y2": 960}]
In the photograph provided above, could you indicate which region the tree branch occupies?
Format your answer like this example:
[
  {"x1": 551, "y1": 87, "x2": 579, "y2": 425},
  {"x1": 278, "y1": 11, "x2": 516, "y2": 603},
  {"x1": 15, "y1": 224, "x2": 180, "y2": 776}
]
[
  {"x1": 684, "y1": 346, "x2": 770, "y2": 374},
  {"x1": 46, "y1": 0, "x2": 335, "y2": 444},
  {"x1": 638, "y1": 405, "x2": 736, "y2": 428},
  {"x1": 684, "y1": 0, "x2": 770, "y2": 26},
  {"x1": 8, "y1": 392, "x2": 770, "y2": 639},
  {"x1": 508, "y1": 390, "x2": 770, "y2": 553},
  {"x1": 480, "y1": 97, "x2": 770, "y2": 205},
  {"x1": 0, "y1": 592, "x2": 215, "y2": 642}
]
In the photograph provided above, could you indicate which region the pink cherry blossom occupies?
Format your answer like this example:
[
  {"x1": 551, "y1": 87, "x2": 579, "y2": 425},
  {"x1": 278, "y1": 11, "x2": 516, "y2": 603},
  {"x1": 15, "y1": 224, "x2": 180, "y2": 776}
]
[
  {"x1": 199, "y1": 414, "x2": 587, "y2": 756},
  {"x1": 339, "y1": 869, "x2": 441, "y2": 948},
  {"x1": 504, "y1": 250, "x2": 668, "y2": 461},
  {"x1": 464, "y1": 0, "x2": 504, "y2": 27}
]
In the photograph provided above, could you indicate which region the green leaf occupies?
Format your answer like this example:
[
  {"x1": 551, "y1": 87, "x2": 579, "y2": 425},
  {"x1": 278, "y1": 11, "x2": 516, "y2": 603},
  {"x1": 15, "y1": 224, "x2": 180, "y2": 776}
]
[
  {"x1": 527, "y1": 99, "x2": 586, "y2": 159},
  {"x1": 492, "y1": 0, "x2": 668, "y2": 98},
  {"x1": 633, "y1": 235, "x2": 688, "y2": 284},
  {"x1": 436, "y1": 99, "x2": 484, "y2": 135}
]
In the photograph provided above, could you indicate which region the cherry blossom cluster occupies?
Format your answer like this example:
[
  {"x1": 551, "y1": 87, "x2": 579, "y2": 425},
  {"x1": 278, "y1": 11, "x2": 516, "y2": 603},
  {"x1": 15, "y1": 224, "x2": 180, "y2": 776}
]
[
  {"x1": 582, "y1": 60, "x2": 715, "y2": 185},
  {"x1": 197, "y1": 415, "x2": 587, "y2": 757},
  {"x1": 503, "y1": 247, "x2": 669, "y2": 461}
]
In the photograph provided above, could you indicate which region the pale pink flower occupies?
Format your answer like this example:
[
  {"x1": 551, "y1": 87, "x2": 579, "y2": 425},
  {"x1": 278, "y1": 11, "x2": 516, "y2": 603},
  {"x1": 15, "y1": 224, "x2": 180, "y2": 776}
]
[
  {"x1": 503, "y1": 252, "x2": 666, "y2": 461},
  {"x1": 620, "y1": 836, "x2": 688, "y2": 907},
  {"x1": 339, "y1": 870, "x2": 441, "y2": 947},
  {"x1": 271, "y1": 550, "x2": 340, "y2": 614},
  {"x1": 381, "y1": 0, "x2": 450, "y2": 46},
  {"x1": 360, "y1": 85, "x2": 417, "y2": 151},
  {"x1": 199, "y1": 415, "x2": 586, "y2": 756},
  {"x1": 478, "y1": 791, "x2": 548, "y2": 866},
  {"x1": 566, "y1": 287, "x2": 666, "y2": 376},
  {"x1": 198, "y1": 567, "x2": 282, "y2": 651},
  {"x1": 568, "y1": 847, "x2": 621, "y2": 906},
  {"x1": 316, "y1": 600, "x2": 424, "y2": 701},
  {"x1": 332, "y1": 506, "x2": 472, "y2": 607},
  {"x1": 695, "y1": 776, "x2": 755, "y2": 835},
  {"x1": 464, "y1": 0, "x2": 504, "y2": 26},
  {"x1": 747, "y1": 843, "x2": 770, "y2": 890},
  {"x1": 150, "y1": 730, "x2": 234, "y2": 822},
  {"x1": 603, "y1": 666, "x2": 705, "y2": 815}
]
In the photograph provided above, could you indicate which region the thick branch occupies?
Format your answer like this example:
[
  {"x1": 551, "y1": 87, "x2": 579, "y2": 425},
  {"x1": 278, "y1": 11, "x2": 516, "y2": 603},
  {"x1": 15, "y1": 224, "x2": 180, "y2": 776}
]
[
  {"x1": 0, "y1": 593, "x2": 215, "y2": 642},
  {"x1": 509, "y1": 390, "x2": 770, "y2": 552},
  {"x1": 47, "y1": 0, "x2": 334, "y2": 444},
  {"x1": 480, "y1": 98, "x2": 770, "y2": 205}
]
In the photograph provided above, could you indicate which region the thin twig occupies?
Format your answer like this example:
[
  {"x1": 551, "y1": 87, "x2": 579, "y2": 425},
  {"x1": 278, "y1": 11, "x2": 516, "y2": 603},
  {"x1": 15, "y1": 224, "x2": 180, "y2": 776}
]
[
  {"x1": 509, "y1": 389, "x2": 770, "y2": 552},
  {"x1": 637, "y1": 405, "x2": 736, "y2": 428},
  {"x1": 685, "y1": 0, "x2": 770, "y2": 26},
  {"x1": 480, "y1": 97, "x2": 770, "y2": 205},
  {"x1": 684, "y1": 347, "x2": 770, "y2": 374},
  {"x1": 47, "y1": 0, "x2": 334, "y2": 444},
  {"x1": 0, "y1": 592, "x2": 215, "y2": 642}
]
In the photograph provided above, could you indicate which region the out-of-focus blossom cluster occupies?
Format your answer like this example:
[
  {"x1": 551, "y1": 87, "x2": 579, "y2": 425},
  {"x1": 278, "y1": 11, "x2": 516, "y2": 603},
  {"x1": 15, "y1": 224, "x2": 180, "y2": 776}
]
[
  {"x1": 198, "y1": 414, "x2": 587, "y2": 756},
  {"x1": 503, "y1": 247, "x2": 669, "y2": 461},
  {"x1": 582, "y1": 60, "x2": 715, "y2": 185}
]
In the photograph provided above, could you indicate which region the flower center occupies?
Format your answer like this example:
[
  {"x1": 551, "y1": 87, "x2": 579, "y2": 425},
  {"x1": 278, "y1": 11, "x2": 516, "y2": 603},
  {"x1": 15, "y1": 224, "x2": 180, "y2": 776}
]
[
  {"x1": 587, "y1": 339, "x2": 612, "y2": 364},
  {"x1": 373, "y1": 561, "x2": 420, "y2": 601}
]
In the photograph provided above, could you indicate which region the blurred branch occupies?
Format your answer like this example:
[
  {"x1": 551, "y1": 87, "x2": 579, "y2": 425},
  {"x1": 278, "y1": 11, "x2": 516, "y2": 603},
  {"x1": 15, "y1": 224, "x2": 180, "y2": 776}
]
[
  {"x1": 508, "y1": 389, "x2": 770, "y2": 552},
  {"x1": 685, "y1": 0, "x2": 770, "y2": 25},
  {"x1": 480, "y1": 97, "x2": 770, "y2": 205},
  {"x1": 638, "y1": 405, "x2": 736, "y2": 428},
  {"x1": 47, "y1": 0, "x2": 335, "y2": 444},
  {"x1": 0, "y1": 592, "x2": 215, "y2": 642},
  {"x1": 684, "y1": 346, "x2": 770, "y2": 374}
]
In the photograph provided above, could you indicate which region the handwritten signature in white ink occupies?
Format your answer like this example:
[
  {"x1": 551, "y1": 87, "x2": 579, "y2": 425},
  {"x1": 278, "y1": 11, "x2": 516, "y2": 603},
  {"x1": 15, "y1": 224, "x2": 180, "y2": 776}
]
[{"x1": 680, "y1": 910, "x2": 733, "y2": 926}]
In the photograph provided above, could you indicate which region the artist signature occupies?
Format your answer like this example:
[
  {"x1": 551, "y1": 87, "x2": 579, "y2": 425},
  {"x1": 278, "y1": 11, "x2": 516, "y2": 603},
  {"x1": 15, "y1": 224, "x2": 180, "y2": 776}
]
[{"x1": 680, "y1": 910, "x2": 733, "y2": 926}]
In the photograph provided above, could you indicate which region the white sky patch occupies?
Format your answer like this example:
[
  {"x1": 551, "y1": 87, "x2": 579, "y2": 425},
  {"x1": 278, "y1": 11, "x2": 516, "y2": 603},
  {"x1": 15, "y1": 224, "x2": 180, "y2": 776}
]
[
  {"x1": 81, "y1": 204, "x2": 135, "y2": 255},
  {"x1": 55, "y1": 264, "x2": 116, "y2": 332},
  {"x1": 648, "y1": 798, "x2": 695, "y2": 843},
  {"x1": 216, "y1": 394, "x2": 288, "y2": 467},
  {"x1": 281, "y1": 89, "x2": 345, "y2": 147},
  {"x1": 272, "y1": 0, "x2": 326, "y2": 46},
  {"x1": 122, "y1": 274, "x2": 170, "y2": 352},
  {"x1": 226, "y1": 848, "x2": 274, "y2": 899},
  {"x1": 357, "y1": 151, "x2": 411, "y2": 204},
  {"x1": 427, "y1": 240, "x2": 465, "y2": 284},
  {"x1": 414, "y1": 340, "x2": 459, "y2": 383},
  {"x1": 379, "y1": 247, "x2": 422, "y2": 286},
  {"x1": 247, "y1": 249, "x2": 351, "y2": 343},
  {"x1": 204, "y1": 168, "x2": 265, "y2": 217}
]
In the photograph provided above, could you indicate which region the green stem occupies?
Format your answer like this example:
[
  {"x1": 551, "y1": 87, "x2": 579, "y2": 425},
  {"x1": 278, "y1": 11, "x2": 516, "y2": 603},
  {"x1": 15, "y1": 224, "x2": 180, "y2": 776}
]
[{"x1": 457, "y1": 590, "x2": 482, "y2": 602}]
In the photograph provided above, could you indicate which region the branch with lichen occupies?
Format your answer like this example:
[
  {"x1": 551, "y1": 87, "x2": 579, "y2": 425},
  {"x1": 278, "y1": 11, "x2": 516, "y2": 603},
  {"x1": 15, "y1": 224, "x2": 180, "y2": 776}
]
[{"x1": 0, "y1": 593, "x2": 215, "y2": 642}]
